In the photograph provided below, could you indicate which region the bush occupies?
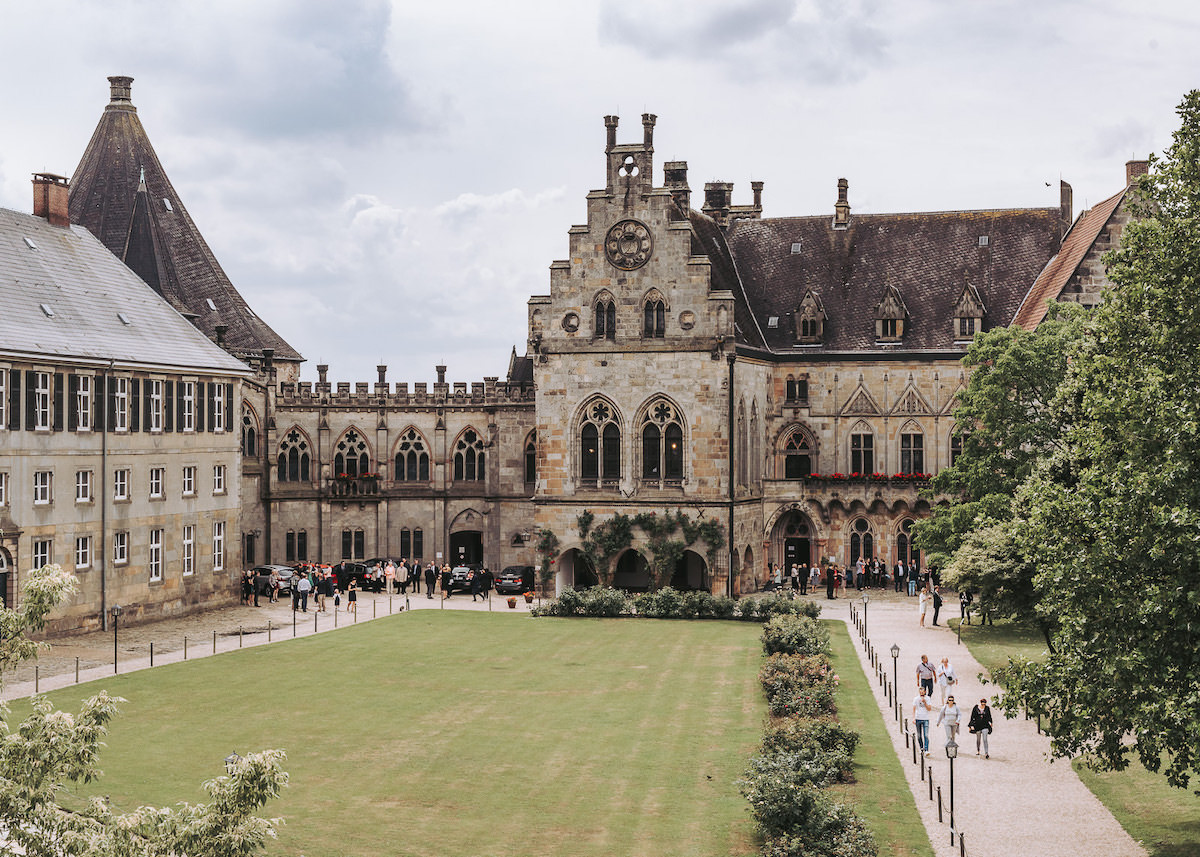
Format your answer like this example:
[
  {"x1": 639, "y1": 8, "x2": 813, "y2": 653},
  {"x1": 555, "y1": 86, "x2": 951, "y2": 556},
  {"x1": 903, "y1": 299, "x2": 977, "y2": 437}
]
[
  {"x1": 759, "y1": 653, "x2": 838, "y2": 718},
  {"x1": 758, "y1": 717, "x2": 858, "y2": 783},
  {"x1": 633, "y1": 586, "x2": 686, "y2": 618},
  {"x1": 761, "y1": 615, "x2": 831, "y2": 657},
  {"x1": 759, "y1": 802, "x2": 878, "y2": 857},
  {"x1": 734, "y1": 597, "x2": 822, "y2": 623},
  {"x1": 530, "y1": 586, "x2": 631, "y2": 617}
]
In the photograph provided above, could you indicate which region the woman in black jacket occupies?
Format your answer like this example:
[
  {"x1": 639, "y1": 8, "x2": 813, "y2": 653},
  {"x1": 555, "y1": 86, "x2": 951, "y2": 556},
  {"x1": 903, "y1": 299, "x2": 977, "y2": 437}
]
[{"x1": 968, "y1": 698, "x2": 994, "y2": 758}]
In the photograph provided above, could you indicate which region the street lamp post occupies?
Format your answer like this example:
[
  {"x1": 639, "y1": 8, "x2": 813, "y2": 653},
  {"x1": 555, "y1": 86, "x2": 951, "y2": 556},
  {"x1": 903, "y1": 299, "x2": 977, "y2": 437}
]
[
  {"x1": 890, "y1": 643, "x2": 900, "y2": 718},
  {"x1": 861, "y1": 592, "x2": 869, "y2": 637},
  {"x1": 110, "y1": 605, "x2": 123, "y2": 674},
  {"x1": 946, "y1": 739, "x2": 958, "y2": 844}
]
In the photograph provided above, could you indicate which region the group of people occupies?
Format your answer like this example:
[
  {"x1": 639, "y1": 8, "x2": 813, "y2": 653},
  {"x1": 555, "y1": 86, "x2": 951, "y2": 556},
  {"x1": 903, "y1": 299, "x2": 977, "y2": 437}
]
[
  {"x1": 912, "y1": 653, "x2": 994, "y2": 758},
  {"x1": 764, "y1": 556, "x2": 935, "y2": 603}
]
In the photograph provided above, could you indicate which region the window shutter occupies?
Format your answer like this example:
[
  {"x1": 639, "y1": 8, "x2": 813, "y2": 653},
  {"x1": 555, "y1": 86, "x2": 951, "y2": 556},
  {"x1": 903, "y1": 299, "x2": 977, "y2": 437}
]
[
  {"x1": 25, "y1": 371, "x2": 35, "y2": 431},
  {"x1": 130, "y1": 378, "x2": 141, "y2": 432},
  {"x1": 94, "y1": 375, "x2": 106, "y2": 431},
  {"x1": 206, "y1": 383, "x2": 215, "y2": 432},
  {"x1": 106, "y1": 377, "x2": 116, "y2": 430},
  {"x1": 164, "y1": 380, "x2": 174, "y2": 432},
  {"x1": 52, "y1": 373, "x2": 64, "y2": 431},
  {"x1": 8, "y1": 370, "x2": 20, "y2": 430},
  {"x1": 67, "y1": 374, "x2": 78, "y2": 431},
  {"x1": 143, "y1": 380, "x2": 152, "y2": 432},
  {"x1": 196, "y1": 381, "x2": 206, "y2": 431},
  {"x1": 225, "y1": 383, "x2": 233, "y2": 433},
  {"x1": 175, "y1": 380, "x2": 184, "y2": 428}
]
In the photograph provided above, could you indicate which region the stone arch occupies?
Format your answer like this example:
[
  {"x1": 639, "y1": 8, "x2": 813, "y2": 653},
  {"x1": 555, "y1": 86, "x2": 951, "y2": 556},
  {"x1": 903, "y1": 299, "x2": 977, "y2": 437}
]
[
  {"x1": 277, "y1": 425, "x2": 314, "y2": 483},
  {"x1": 740, "y1": 545, "x2": 755, "y2": 596},
  {"x1": 555, "y1": 546, "x2": 598, "y2": 593},
  {"x1": 333, "y1": 425, "x2": 373, "y2": 477},
  {"x1": 775, "y1": 422, "x2": 819, "y2": 479},
  {"x1": 613, "y1": 548, "x2": 651, "y2": 592},
  {"x1": 670, "y1": 549, "x2": 708, "y2": 591}
]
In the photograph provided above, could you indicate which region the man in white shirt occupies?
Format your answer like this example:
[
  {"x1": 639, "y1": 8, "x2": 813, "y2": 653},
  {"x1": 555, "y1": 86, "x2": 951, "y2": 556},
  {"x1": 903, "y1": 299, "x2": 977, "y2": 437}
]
[{"x1": 912, "y1": 685, "x2": 934, "y2": 756}]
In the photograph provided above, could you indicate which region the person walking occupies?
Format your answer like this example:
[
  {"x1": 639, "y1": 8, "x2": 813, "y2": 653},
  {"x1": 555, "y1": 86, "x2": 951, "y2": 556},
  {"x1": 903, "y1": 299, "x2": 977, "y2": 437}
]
[
  {"x1": 913, "y1": 686, "x2": 934, "y2": 756},
  {"x1": 918, "y1": 586, "x2": 930, "y2": 626},
  {"x1": 936, "y1": 656, "x2": 958, "y2": 703},
  {"x1": 346, "y1": 578, "x2": 358, "y2": 615},
  {"x1": 296, "y1": 571, "x2": 312, "y2": 613},
  {"x1": 916, "y1": 654, "x2": 937, "y2": 697},
  {"x1": 968, "y1": 698, "x2": 994, "y2": 758},
  {"x1": 931, "y1": 585, "x2": 944, "y2": 626},
  {"x1": 960, "y1": 589, "x2": 973, "y2": 625},
  {"x1": 825, "y1": 564, "x2": 836, "y2": 600},
  {"x1": 424, "y1": 562, "x2": 436, "y2": 598},
  {"x1": 936, "y1": 695, "x2": 962, "y2": 749}
]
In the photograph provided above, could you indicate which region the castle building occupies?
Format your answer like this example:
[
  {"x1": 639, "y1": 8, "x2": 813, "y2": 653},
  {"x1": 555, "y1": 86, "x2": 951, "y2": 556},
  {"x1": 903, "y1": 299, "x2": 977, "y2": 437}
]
[{"x1": 10, "y1": 77, "x2": 1141, "y2": 631}]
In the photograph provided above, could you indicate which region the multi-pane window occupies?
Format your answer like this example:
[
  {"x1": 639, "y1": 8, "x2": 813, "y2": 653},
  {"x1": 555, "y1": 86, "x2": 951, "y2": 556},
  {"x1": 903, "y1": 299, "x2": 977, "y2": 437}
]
[
  {"x1": 341, "y1": 529, "x2": 365, "y2": 560},
  {"x1": 213, "y1": 464, "x2": 226, "y2": 495},
  {"x1": 958, "y1": 317, "x2": 976, "y2": 338},
  {"x1": 113, "y1": 377, "x2": 129, "y2": 431},
  {"x1": 0, "y1": 472, "x2": 7, "y2": 506},
  {"x1": 595, "y1": 298, "x2": 616, "y2": 340},
  {"x1": 33, "y1": 538, "x2": 52, "y2": 569},
  {"x1": 412, "y1": 528, "x2": 423, "y2": 559},
  {"x1": 785, "y1": 376, "x2": 809, "y2": 404},
  {"x1": 182, "y1": 525, "x2": 194, "y2": 576},
  {"x1": 149, "y1": 529, "x2": 163, "y2": 581},
  {"x1": 113, "y1": 468, "x2": 129, "y2": 501},
  {"x1": 242, "y1": 403, "x2": 258, "y2": 457},
  {"x1": 900, "y1": 432, "x2": 924, "y2": 474},
  {"x1": 640, "y1": 398, "x2": 683, "y2": 485},
  {"x1": 75, "y1": 536, "x2": 91, "y2": 570},
  {"x1": 212, "y1": 521, "x2": 225, "y2": 571},
  {"x1": 784, "y1": 430, "x2": 813, "y2": 478},
  {"x1": 334, "y1": 430, "x2": 369, "y2": 477},
  {"x1": 149, "y1": 467, "x2": 165, "y2": 498},
  {"x1": 33, "y1": 371, "x2": 51, "y2": 429},
  {"x1": 297, "y1": 530, "x2": 308, "y2": 562},
  {"x1": 849, "y1": 518, "x2": 874, "y2": 564},
  {"x1": 524, "y1": 432, "x2": 537, "y2": 485},
  {"x1": 113, "y1": 531, "x2": 128, "y2": 565},
  {"x1": 897, "y1": 519, "x2": 921, "y2": 572},
  {"x1": 213, "y1": 382, "x2": 226, "y2": 431},
  {"x1": 580, "y1": 399, "x2": 621, "y2": 485},
  {"x1": 643, "y1": 299, "x2": 665, "y2": 338},
  {"x1": 75, "y1": 470, "x2": 93, "y2": 503},
  {"x1": 33, "y1": 471, "x2": 52, "y2": 505},
  {"x1": 149, "y1": 379, "x2": 163, "y2": 431},
  {"x1": 851, "y1": 431, "x2": 874, "y2": 475},
  {"x1": 181, "y1": 381, "x2": 195, "y2": 431},
  {"x1": 394, "y1": 429, "x2": 429, "y2": 481},
  {"x1": 950, "y1": 433, "x2": 964, "y2": 467},
  {"x1": 286, "y1": 531, "x2": 297, "y2": 563},
  {"x1": 76, "y1": 375, "x2": 92, "y2": 430},
  {"x1": 453, "y1": 429, "x2": 485, "y2": 481},
  {"x1": 278, "y1": 430, "x2": 312, "y2": 482},
  {"x1": 182, "y1": 466, "x2": 196, "y2": 496}
]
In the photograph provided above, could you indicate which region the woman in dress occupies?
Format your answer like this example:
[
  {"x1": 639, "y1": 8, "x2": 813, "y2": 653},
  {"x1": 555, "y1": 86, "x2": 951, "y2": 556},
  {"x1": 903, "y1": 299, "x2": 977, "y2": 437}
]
[
  {"x1": 936, "y1": 656, "x2": 958, "y2": 703},
  {"x1": 918, "y1": 586, "x2": 930, "y2": 626},
  {"x1": 347, "y1": 578, "x2": 358, "y2": 615}
]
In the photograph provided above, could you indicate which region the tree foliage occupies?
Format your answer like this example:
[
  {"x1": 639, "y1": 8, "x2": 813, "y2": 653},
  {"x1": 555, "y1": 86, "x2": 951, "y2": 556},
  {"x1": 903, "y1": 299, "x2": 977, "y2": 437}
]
[
  {"x1": 995, "y1": 90, "x2": 1200, "y2": 789},
  {"x1": 0, "y1": 564, "x2": 287, "y2": 855}
]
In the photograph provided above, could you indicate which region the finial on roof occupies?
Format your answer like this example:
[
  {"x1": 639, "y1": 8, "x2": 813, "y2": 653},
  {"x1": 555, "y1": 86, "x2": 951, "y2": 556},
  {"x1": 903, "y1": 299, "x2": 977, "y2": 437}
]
[
  {"x1": 108, "y1": 76, "x2": 133, "y2": 103},
  {"x1": 138, "y1": 165, "x2": 146, "y2": 189}
]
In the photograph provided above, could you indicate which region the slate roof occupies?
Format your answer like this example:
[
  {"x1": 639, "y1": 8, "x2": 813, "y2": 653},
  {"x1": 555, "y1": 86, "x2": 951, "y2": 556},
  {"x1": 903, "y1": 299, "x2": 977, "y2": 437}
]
[
  {"x1": 724, "y1": 207, "x2": 1065, "y2": 355},
  {"x1": 0, "y1": 207, "x2": 251, "y2": 374},
  {"x1": 68, "y1": 77, "x2": 303, "y2": 364},
  {"x1": 1011, "y1": 187, "x2": 1126, "y2": 330},
  {"x1": 685, "y1": 208, "x2": 767, "y2": 349}
]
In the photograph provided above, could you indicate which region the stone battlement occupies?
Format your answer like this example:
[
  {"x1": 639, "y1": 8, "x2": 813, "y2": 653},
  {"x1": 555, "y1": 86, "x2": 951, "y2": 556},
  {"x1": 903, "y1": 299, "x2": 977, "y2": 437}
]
[{"x1": 276, "y1": 376, "x2": 534, "y2": 407}]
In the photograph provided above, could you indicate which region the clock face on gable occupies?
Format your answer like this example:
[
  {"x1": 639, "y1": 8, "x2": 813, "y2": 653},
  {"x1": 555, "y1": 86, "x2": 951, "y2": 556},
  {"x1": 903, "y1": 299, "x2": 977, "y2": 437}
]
[{"x1": 604, "y1": 219, "x2": 653, "y2": 270}]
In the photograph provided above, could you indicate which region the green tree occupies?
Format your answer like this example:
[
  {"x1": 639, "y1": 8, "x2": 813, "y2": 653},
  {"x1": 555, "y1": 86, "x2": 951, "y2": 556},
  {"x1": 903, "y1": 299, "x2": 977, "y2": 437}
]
[
  {"x1": 998, "y1": 90, "x2": 1200, "y2": 789},
  {"x1": 0, "y1": 564, "x2": 287, "y2": 855}
]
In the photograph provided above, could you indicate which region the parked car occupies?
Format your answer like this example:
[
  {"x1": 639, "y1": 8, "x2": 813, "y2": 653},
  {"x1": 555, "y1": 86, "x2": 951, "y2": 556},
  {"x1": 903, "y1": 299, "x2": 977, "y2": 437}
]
[
  {"x1": 449, "y1": 564, "x2": 474, "y2": 593},
  {"x1": 495, "y1": 565, "x2": 534, "y2": 594},
  {"x1": 331, "y1": 562, "x2": 372, "y2": 593},
  {"x1": 251, "y1": 564, "x2": 295, "y2": 593}
]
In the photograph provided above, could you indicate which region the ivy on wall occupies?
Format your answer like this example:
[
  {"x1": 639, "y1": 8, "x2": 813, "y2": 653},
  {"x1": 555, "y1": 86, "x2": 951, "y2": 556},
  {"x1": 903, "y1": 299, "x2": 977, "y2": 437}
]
[{"x1": 574, "y1": 510, "x2": 726, "y2": 589}]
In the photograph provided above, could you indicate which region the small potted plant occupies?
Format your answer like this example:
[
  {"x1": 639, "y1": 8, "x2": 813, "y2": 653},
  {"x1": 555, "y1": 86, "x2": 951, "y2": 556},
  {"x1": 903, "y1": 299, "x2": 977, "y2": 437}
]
[
  {"x1": 507, "y1": 596, "x2": 518, "y2": 609},
  {"x1": 523, "y1": 591, "x2": 535, "y2": 604}
]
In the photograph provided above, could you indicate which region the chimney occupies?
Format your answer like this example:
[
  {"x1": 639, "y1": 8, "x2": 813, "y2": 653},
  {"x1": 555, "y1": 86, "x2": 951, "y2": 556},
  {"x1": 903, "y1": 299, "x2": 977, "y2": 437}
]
[
  {"x1": 215, "y1": 324, "x2": 228, "y2": 346},
  {"x1": 436, "y1": 364, "x2": 447, "y2": 384},
  {"x1": 702, "y1": 181, "x2": 733, "y2": 227},
  {"x1": 604, "y1": 115, "x2": 619, "y2": 151},
  {"x1": 1125, "y1": 159, "x2": 1149, "y2": 186},
  {"x1": 642, "y1": 113, "x2": 657, "y2": 149},
  {"x1": 32, "y1": 173, "x2": 71, "y2": 227},
  {"x1": 751, "y1": 181, "x2": 764, "y2": 212},
  {"x1": 833, "y1": 178, "x2": 850, "y2": 229},
  {"x1": 664, "y1": 161, "x2": 690, "y2": 212},
  {"x1": 317, "y1": 364, "x2": 329, "y2": 385},
  {"x1": 106, "y1": 76, "x2": 136, "y2": 113},
  {"x1": 1059, "y1": 181, "x2": 1073, "y2": 229},
  {"x1": 377, "y1": 364, "x2": 388, "y2": 384}
]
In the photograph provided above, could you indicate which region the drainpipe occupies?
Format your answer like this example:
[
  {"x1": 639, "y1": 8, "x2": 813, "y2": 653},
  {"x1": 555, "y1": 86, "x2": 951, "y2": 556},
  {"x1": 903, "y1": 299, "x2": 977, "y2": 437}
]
[
  {"x1": 100, "y1": 359, "x2": 114, "y2": 631},
  {"x1": 727, "y1": 352, "x2": 736, "y2": 598}
]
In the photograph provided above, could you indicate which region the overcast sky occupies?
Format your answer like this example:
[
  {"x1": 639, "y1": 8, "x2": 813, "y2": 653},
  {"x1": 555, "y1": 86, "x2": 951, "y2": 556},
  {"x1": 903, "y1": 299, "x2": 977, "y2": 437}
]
[{"x1": 1, "y1": 0, "x2": 1196, "y2": 385}]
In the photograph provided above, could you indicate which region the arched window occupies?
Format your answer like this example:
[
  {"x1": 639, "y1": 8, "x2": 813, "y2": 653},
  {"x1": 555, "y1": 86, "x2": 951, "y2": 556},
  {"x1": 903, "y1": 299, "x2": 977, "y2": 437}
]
[
  {"x1": 394, "y1": 428, "x2": 430, "y2": 482},
  {"x1": 783, "y1": 428, "x2": 813, "y2": 479},
  {"x1": 334, "y1": 429, "x2": 370, "y2": 477},
  {"x1": 850, "y1": 518, "x2": 874, "y2": 564},
  {"x1": 579, "y1": 398, "x2": 621, "y2": 486},
  {"x1": 750, "y1": 403, "x2": 760, "y2": 486},
  {"x1": 737, "y1": 401, "x2": 747, "y2": 488},
  {"x1": 643, "y1": 296, "x2": 665, "y2": 338},
  {"x1": 524, "y1": 431, "x2": 537, "y2": 486},
  {"x1": 897, "y1": 518, "x2": 920, "y2": 571},
  {"x1": 900, "y1": 424, "x2": 925, "y2": 474},
  {"x1": 453, "y1": 429, "x2": 485, "y2": 481},
  {"x1": 640, "y1": 398, "x2": 684, "y2": 486},
  {"x1": 242, "y1": 402, "x2": 258, "y2": 458},
  {"x1": 276, "y1": 428, "x2": 311, "y2": 483},
  {"x1": 850, "y1": 424, "x2": 874, "y2": 475},
  {"x1": 594, "y1": 295, "x2": 616, "y2": 340}
]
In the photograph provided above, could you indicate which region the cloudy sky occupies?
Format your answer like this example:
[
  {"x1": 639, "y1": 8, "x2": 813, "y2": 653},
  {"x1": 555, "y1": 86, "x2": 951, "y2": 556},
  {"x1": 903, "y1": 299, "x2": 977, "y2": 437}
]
[{"x1": 1, "y1": 0, "x2": 1196, "y2": 385}]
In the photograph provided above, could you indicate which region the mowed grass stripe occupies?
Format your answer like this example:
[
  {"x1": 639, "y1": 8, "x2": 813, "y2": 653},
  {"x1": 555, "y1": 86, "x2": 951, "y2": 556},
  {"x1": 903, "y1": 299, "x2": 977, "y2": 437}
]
[{"x1": 15, "y1": 612, "x2": 762, "y2": 857}]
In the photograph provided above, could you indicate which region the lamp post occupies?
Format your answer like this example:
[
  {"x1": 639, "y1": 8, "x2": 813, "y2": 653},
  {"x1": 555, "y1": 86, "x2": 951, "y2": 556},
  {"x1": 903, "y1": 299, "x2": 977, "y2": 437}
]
[
  {"x1": 890, "y1": 643, "x2": 900, "y2": 717},
  {"x1": 861, "y1": 592, "x2": 870, "y2": 637},
  {"x1": 945, "y1": 739, "x2": 958, "y2": 844},
  {"x1": 224, "y1": 752, "x2": 242, "y2": 776},
  {"x1": 110, "y1": 604, "x2": 123, "y2": 674}
]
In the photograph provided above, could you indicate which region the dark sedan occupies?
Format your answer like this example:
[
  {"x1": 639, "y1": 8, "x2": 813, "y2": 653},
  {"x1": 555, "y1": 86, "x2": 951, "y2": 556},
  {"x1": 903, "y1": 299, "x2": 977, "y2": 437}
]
[{"x1": 495, "y1": 565, "x2": 534, "y2": 594}]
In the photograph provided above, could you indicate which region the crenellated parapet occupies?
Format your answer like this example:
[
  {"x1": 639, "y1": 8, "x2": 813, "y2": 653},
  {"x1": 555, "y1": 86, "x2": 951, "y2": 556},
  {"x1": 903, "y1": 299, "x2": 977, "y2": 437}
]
[{"x1": 275, "y1": 377, "x2": 535, "y2": 408}]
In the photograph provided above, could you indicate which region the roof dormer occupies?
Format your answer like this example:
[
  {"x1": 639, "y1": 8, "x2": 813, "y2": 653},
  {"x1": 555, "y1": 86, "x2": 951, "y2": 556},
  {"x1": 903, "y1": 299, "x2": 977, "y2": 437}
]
[
  {"x1": 794, "y1": 289, "x2": 826, "y2": 344},
  {"x1": 874, "y1": 285, "x2": 908, "y2": 342},
  {"x1": 952, "y1": 281, "x2": 986, "y2": 342}
]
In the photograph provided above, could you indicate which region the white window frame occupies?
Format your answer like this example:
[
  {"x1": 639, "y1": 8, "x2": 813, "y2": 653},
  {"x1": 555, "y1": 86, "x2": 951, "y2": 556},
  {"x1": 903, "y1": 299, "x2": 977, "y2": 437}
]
[
  {"x1": 34, "y1": 371, "x2": 51, "y2": 430},
  {"x1": 113, "y1": 468, "x2": 129, "y2": 501},
  {"x1": 33, "y1": 538, "x2": 52, "y2": 569},
  {"x1": 75, "y1": 535, "x2": 91, "y2": 570},
  {"x1": 213, "y1": 464, "x2": 226, "y2": 495},
  {"x1": 182, "y1": 381, "x2": 195, "y2": 432},
  {"x1": 149, "y1": 379, "x2": 163, "y2": 432},
  {"x1": 113, "y1": 377, "x2": 129, "y2": 431},
  {"x1": 213, "y1": 382, "x2": 226, "y2": 432},
  {"x1": 76, "y1": 374, "x2": 92, "y2": 431},
  {"x1": 149, "y1": 467, "x2": 165, "y2": 499},
  {"x1": 182, "y1": 525, "x2": 195, "y2": 576},
  {"x1": 75, "y1": 470, "x2": 93, "y2": 503},
  {"x1": 0, "y1": 472, "x2": 7, "y2": 506},
  {"x1": 113, "y1": 531, "x2": 129, "y2": 565},
  {"x1": 149, "y1": 529, "x2": 163, "y2": 581},
  {"x1": 33, "y1": 471, "x2": 52, "y2": 505},
  {"x1": 0, "y1": 369, "x2": 7, "y2": 429},
  {"x1": 182, "y1": 465, "x2": 196, "y2": 497},
  {"x1": 212, "y1": 521, "x2": 225, "y2": 571}
]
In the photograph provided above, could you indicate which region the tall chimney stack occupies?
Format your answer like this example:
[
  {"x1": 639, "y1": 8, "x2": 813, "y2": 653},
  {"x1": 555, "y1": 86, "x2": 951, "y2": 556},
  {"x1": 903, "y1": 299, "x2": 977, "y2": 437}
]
[
  {"x1": 833, "y1": 178, "x2": 851, "y2": 229},
  {"x1": 604, "y1": 115, "x2": 619, "y2": 151},
  {"x1": 1125, "y1": 159, "x2": 1149, "y2": 186},
  {"x1": 32, "y1": 173, "x2": 71, "y2": 227},
  {"x1": 642, "y1": 113, "x2": 656, "y2": 149},
  {"x1": 1059, "y1": 180, "x2": 1073, "y2": 231}
]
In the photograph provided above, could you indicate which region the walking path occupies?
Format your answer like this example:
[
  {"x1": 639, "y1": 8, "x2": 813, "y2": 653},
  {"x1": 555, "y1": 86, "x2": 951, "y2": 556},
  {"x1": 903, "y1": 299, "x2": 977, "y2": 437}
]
[{"x1": 821, "y1": 590, "x2": 1145, "y2": 857}]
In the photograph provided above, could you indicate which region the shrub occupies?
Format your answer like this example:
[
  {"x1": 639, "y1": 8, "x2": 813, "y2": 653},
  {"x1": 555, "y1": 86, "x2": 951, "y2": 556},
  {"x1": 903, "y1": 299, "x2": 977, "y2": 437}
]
[
  {"x1": 759, "y1": 802, "x2": 878, "y2": 857},
  {"x1": 759, "y1": 653, "x2": 838, "y2": 718},
  {"x1": 531, "y1": 586, "x2": 631, "y2": 617},
  {"x1": 632, "y1": 586, "x2": 685, "y2": 618},
  {"x1": 761, "y1": 614, "x2": 831, "y2": 657},
  {"x1": 758, "y1": 717, "x2": 859, "y2": 783},
  {"x1": 735, "y1": 597, "x2": 822, "y2": 623}
]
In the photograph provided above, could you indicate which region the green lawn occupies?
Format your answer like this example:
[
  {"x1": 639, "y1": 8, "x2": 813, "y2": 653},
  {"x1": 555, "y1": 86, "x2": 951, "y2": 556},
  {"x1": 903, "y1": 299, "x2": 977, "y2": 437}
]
[
  {"x1": 15, "y1": 613, "x2": 766, "y2": 857},
  {"x1": 951, "y1": 617, "x2": 1200, "y2": 857},
  {"x1": 827, "y1": 623, "x2": 934, "y2": 857}
]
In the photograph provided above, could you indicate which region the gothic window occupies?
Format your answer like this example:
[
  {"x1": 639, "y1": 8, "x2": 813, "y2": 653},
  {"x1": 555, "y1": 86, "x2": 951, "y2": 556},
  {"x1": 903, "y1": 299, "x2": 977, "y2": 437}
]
[
  {"x1": 277, "y1": 428, "x2": 311, "y2": 482},
  {"x1": 736, "y1": 401, "x2": 748, "y2": 488},
  {"x1": 850, "y1": 518, "x2": 874, "y2": 564},
  {"x1": 394, "y1": 428, "x2": 430, "y2": 482},
  {"x1": 524, "y1": 431, "x2": 537, "y2": 486},
  {"x1": 642, "y1": 293, "x2": 666, "y2": 338},
  {"x1": 453, "y1": 429, "x2": 485, "y2": 481},
  {"x1": 785, "y1": 375, "x2": 809, "y2": 404},
  {"x1": 242, "y1": 402, "x2": 258, "y2": 458},
  {"x1": 579, "y1": 398, "x2": 621, "y2": 486},
  {"x1": 750, "y1": 403, "x2": 760, "y2": 486},
  {"x1": 794, "y1": 290, "x2": 826, "y2": 344},
  {"x1": 850, "y1": 425, "x2": 874, "y2": 475},
  {"x1": 953, "y1": 282, "x2": 986, "y2": 341},
  {"x1": 897, "y1": 518, "x2": 920, "y2": 571},
  {"x1": 900, "y1": 426, "x2": 925, "y2": 474},
  {"x1": 640, "y1": 398, "x2": 684, "y2": 486},
  {"x1": 333, "y1": 428, "x2": 370, "y2": 477},
  {"x1": 875, "y1": 285, "x2": 908, "y2": 342},
  {"x1": 594, "y1": 294, "x2": 616, "y2": 341},
  {"x1": 783, "y1": 428, "x2": 814, "y2": 479}
]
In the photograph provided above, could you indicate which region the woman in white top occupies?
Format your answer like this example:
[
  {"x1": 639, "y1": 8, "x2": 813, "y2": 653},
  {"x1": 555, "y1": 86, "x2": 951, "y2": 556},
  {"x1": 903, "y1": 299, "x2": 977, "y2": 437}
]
[
  {"x1": 936, "y1": 695, "x2": 962, "y2": 747},
  {"x1": 936, "y1": 657, "x2": 958, "y2": 703},
  {"x1": 918, "y1": 587, "x2": 930, "y2": 626}
]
